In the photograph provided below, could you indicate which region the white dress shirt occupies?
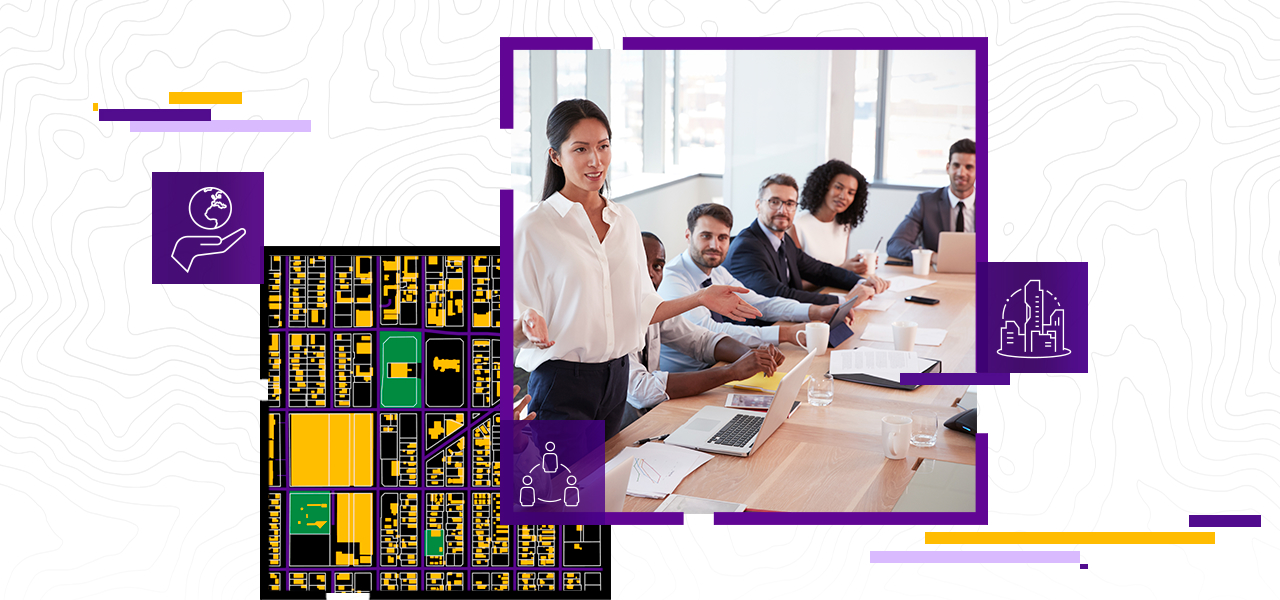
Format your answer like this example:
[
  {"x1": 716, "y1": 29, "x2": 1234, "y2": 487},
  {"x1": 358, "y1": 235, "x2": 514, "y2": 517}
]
[
  {"x1": 626, "y1": 317, "x2": 727, "y2": 411},
  {"x1": 947, "y1": 185, "x2": 976, "y2": 233},
  {"x1": 514, "y1": 192, "x2": 664, "y2": 372},
  {"x1": 656, "y1": 250, "x2": 810, "y2": 373},
  {"x1": 791, "y1": 209, "x2": 852, "y2": 266}
]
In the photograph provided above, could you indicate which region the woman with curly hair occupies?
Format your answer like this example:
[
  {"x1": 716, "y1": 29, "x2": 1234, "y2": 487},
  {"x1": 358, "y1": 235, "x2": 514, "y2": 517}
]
[{"x1": 788, "y1": 159, "x2": 887, "y2": 291}]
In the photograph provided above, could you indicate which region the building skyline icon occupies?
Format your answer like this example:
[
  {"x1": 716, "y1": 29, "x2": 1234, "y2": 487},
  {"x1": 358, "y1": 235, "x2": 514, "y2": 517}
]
[{"x1": 998, "y1": 279, "x2": 1071, "y2": 359}]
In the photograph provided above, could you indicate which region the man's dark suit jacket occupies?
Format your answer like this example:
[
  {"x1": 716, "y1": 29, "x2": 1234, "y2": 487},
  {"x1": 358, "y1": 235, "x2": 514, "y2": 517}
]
[
  {"x1": 887, "y1": 186, "x2": 968, "y2": 259},
  {"x1": 724, "y1": 218, "x2": 863, "y2": 306}
]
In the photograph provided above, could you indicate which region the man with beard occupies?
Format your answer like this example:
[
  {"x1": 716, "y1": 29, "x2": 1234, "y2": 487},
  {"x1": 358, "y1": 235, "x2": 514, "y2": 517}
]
[
  {"x1": 658, "y1": 202, "x2": 870, "y2": 373},
  {"x1": 724, "y1": 174, "x2": 874, "y2": 306},
  {"x1": 622, "y1": 232, "x2": 785, "y2": 428},
  {"x1": 887, "y1": 138, "x2": 977, "y2": 259}
]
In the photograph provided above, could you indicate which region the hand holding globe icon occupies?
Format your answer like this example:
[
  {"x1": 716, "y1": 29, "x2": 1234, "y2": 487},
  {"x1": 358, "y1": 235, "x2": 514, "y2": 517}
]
[{"x1": 171, "y1": 185, "x2": 247, "y2": 273}]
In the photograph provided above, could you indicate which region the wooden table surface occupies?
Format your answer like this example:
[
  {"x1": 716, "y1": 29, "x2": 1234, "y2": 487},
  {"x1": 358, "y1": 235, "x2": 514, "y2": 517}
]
[{"x1": 604, "y1": 264, "x2": 977, "y2": 512}]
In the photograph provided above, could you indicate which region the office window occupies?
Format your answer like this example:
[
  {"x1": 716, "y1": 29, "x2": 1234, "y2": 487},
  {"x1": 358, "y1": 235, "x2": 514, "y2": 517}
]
[
  {"x1": 609, "y1": 51, "x2": 644, "y2": 184},
  {"x1": 513, "y1": 51, "x2": 532, "y2": 206},
  {"x1": 882, "y1": 50, "x2": 976, "y2": 186},
  {"x1": 663, "y1": 51, "x2": 675, "y2": 170},
  {"x1": 675, "y1": 51, "x2": 726, "y2": 174},
  {"x1": 850, "y1": 50, "x2": 879, "y2": 177},
  {"x1": 556, "y1": 50, "x2": 586, "y2": 102}
]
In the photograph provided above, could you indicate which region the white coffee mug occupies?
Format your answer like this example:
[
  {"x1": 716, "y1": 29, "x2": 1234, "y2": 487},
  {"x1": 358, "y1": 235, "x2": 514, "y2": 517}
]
[
  {"x1": 858, "y1": 249, "x2": 878, "y2": 276},
  {"x1": 911, "y1": 248, "x2": 933, "y2": 275},
  {"x1": 795, "y1": 322, "x2": 830, "y2": 355},
  {"x1": 881, "y1": 415, "x2": 912, "y2": 460},
  {"x1": 891, "y1": 320, "x2": 918, "y2": 352}
]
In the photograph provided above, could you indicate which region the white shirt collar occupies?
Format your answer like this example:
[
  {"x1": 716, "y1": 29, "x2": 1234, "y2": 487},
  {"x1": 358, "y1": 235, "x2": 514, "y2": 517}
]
[
  {"x1": 762, "y1": 221, "x2": 785, "y2": 252},
  {"x1": 545, "y1": 190, "x2": 616, "y2": 219},
  {"x1": 947, "y1": 185, "x2": 976, "y2": 208}
]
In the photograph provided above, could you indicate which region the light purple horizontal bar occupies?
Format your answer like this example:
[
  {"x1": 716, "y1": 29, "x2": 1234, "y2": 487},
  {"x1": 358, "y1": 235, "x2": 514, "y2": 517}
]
[
  {"x1": 130, "y1": 120, "x2": 311, "y2": 132},
  {"x1": 871, "y1": 551, "x2": 1081, "y2": 564}
]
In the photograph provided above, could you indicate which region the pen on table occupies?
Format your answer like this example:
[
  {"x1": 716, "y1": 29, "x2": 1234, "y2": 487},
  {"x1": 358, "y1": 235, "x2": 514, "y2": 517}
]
[{"x1": 634, "y1": 434, "x2": 669, "y2": 446}]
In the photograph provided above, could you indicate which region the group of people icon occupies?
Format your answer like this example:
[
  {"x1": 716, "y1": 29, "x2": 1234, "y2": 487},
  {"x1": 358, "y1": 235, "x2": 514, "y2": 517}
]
[{"x1": 519, "y1": 441, "x2": 579, "y2": 507}]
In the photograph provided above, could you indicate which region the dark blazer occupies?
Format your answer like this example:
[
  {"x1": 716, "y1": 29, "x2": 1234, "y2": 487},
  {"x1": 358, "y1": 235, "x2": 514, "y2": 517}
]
[
  {"x1": 724, "y1": 219, "x2": 863, "y2": 306},
  {"x1": 887, "y1": 186, "x2": 970, "y2": 259}
]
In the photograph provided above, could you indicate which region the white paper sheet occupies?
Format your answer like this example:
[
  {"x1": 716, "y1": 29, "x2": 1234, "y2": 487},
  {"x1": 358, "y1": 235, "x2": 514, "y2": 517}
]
[
  {"x1": 829, "y1": 347, "x2": 935, "y2": 381},
  {"x1": 604, "y1": 443, "x2": 714, "y2": 499},
  {"x1": 886, "y1": 276, "x2": 937, "y2": 294},
  {"x1": 861, "y1": 323, "x2": 949, "y2": 346},
  {"x1": 854, "y1": 294, "x2": 896, "y2": 311}
]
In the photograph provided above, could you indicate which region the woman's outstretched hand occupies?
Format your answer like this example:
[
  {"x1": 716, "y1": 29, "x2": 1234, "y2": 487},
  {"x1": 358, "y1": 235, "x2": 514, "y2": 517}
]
[
  {"x1": 699, "y1": 285, "x2": 763, "y2": 322},
  {"x1": 520, "y1": 308, "x2": 555, "y2": 349}
]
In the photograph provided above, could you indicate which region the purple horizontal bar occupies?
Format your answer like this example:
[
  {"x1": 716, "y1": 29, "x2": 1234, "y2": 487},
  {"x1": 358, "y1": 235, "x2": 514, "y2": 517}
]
[
  {"x1": 500, "y1": 37, "x2": 594, "y2": 130},
  {"x1": 1189, "y1": 515, "x2": 1261, "y2": 527},
  {"x1": 130, "y1": 120, "x2": 311, "y2": 132},
  {"x1": 99, "y1": 109, "x2": 210, "y2": 121},
  {"x1": 900, "y1": 372, "x2": 1011, "y2": 386},
  {"x1": 871, "y1": 551, "x2": 1081, "y2": 564},
  {"x1": 623, "y1": 37, "x2": 985, "y2": 51},
  {"x1": 504, "y1": 511, "x2": 683, "y2": 526}
]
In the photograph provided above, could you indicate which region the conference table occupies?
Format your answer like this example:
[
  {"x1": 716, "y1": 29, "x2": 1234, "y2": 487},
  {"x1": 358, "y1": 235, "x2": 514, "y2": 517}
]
[{"x1": 604, "y1": 264, "x2": 977, "y2": 512}]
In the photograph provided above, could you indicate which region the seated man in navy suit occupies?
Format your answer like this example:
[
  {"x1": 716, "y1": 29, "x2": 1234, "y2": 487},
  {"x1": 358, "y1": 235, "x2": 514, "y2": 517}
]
[
  {"x1": 887, "y1": 138, "x2": 977, "y2": 259},
  {"x1": 725, "y1": 173, "x2": 878, "y2": 307}
]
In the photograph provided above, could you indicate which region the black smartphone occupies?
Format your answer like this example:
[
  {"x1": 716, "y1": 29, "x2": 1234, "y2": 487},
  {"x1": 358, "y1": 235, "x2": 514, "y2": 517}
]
[
  {"x1": 884, "y1": 259, "x2": 912, "y2": 267},
  {"x1": 905, "y1": 295, "x2": 939, "y2": 305}
]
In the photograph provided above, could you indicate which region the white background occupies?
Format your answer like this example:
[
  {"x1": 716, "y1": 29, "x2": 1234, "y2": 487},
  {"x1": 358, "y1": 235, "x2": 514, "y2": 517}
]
[{"x1": 1, "y1": 1, "x2": 1277, "y2": 598}]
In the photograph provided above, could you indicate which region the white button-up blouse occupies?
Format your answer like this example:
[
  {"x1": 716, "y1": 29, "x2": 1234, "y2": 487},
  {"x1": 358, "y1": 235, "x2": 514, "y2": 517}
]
[{"x1": 514, "y1": 191, "x2": 664, "y2": 372}]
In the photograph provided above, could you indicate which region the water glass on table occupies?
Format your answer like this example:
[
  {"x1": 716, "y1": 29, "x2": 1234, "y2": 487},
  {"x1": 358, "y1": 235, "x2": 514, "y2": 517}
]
[
  {"x1": 807, "y1": 372, "x2": 834, "y2": 406},
  {"x1": 910, "y1": 409, "x2": 938, "y2": 447}
]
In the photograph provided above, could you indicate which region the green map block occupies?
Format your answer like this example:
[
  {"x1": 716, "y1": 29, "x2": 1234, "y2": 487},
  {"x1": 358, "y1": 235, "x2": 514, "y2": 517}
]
[
  {"x1": 380, "y1": 331, "x2": 422, "y2": 408},
  {"x1": 289, "y1": 492, "x2": 331, "y2": 535},
  {"x1": 426, "y1": 529, "x2": 444, "y2": 556}
]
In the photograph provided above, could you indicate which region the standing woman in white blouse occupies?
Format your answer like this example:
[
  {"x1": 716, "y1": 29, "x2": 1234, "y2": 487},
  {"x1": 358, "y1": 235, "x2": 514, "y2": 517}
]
[
  {"x1": 788, "y1": 159, "x2": 888, "y2": 292},
  {"x1": 513, "y1": 99, "x2": 760, "y2": 440}
]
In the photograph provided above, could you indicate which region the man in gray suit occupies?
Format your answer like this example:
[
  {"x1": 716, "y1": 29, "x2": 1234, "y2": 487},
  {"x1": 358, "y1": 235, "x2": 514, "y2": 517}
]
[{"x1": 887, "y1": 138, "x2": 977, "y2": 259}]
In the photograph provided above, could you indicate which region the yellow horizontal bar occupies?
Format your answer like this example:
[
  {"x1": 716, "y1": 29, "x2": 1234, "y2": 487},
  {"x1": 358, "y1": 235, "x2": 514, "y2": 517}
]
[
  {"x1": 169, "y1": 92, "x2": 242, "y2": 104},
  {"x1": 926, "y1": 532, "x2": 1215, "y2": 545}
]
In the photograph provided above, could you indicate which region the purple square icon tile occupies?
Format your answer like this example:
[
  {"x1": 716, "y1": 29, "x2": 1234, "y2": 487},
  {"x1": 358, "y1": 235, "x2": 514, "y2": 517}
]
[
  {"x1": 502, "y1": 419, "x2": 606, "y2": 525},
  {"x1": 981, "y1": 262, "x2": 1089, "y2": 373},
  {"x1": 152, "y1": 172, "x2": 264, "y2": 284}
]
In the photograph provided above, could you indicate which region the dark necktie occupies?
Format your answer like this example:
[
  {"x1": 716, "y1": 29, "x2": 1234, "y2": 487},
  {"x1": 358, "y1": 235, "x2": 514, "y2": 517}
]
[
  {"x1": 956, "y1": 202, "x2": 965, "y2": 233},
  {"x1": 702, "y1": 278, "x2": 727, "y2": 323},
  {"x1": 639, "y1": 332, "x2": 650, "y2": 369},
  {"x1": 777, "y1": 243, "x2": 790, "y2": 281}
]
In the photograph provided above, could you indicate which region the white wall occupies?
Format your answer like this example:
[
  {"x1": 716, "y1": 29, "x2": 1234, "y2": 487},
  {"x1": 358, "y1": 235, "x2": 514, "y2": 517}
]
[
  {"x1": 615, "y1": 175, "x2": 723, "y2": 259},
  {"x1": 724, "y1": 50, "x2": 830, "y2": 234},
  {"x1": 848, "y1": 185, "x2": 934, "y2": 260}
]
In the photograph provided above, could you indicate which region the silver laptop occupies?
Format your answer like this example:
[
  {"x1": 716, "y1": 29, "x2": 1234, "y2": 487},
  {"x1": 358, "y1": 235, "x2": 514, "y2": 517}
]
[
  {"x1": 605, "y1": 457, "x2": 632, "y2": 512},
  {"x1": 664, "y1": 351, "x2": 815, "y2": 457},
  {"x1": 935, "y1": 232, "x2": 976, "y2": 274}
]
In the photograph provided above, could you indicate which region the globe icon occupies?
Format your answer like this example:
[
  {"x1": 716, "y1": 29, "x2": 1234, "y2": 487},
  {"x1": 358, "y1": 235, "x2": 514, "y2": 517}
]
[{"x1": 188, "y1": 186, "x2": 232, "y2": 230}]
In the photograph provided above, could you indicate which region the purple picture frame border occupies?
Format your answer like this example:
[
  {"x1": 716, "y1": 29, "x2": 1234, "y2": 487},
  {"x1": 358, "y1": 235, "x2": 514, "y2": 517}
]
[{"x1": 500, "y1": 36, "x2": 988, "y2": 526}]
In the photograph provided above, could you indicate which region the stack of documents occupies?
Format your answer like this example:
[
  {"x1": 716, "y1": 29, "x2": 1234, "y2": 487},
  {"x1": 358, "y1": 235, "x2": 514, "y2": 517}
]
[
  {"x1": 604, "y1": 443, "x2": 714, "y2": 499},
  {"x1": 860, "y1": 323, "x2": 948, "y2": 346},
  {"x1": 830, "y1": 347, "x2": 936, "y2": 380}
]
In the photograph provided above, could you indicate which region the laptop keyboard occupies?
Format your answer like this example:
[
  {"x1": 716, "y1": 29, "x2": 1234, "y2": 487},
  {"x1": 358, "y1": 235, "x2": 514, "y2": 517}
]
[{"x1": 707, "y1": 414, "x2": 765, "y2": 448}]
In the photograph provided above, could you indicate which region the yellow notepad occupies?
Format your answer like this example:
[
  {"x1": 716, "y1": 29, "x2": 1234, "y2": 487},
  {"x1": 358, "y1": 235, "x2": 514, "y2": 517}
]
[{"x1": 723, "y1": 371, "x2": 787, "y2": 393}]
